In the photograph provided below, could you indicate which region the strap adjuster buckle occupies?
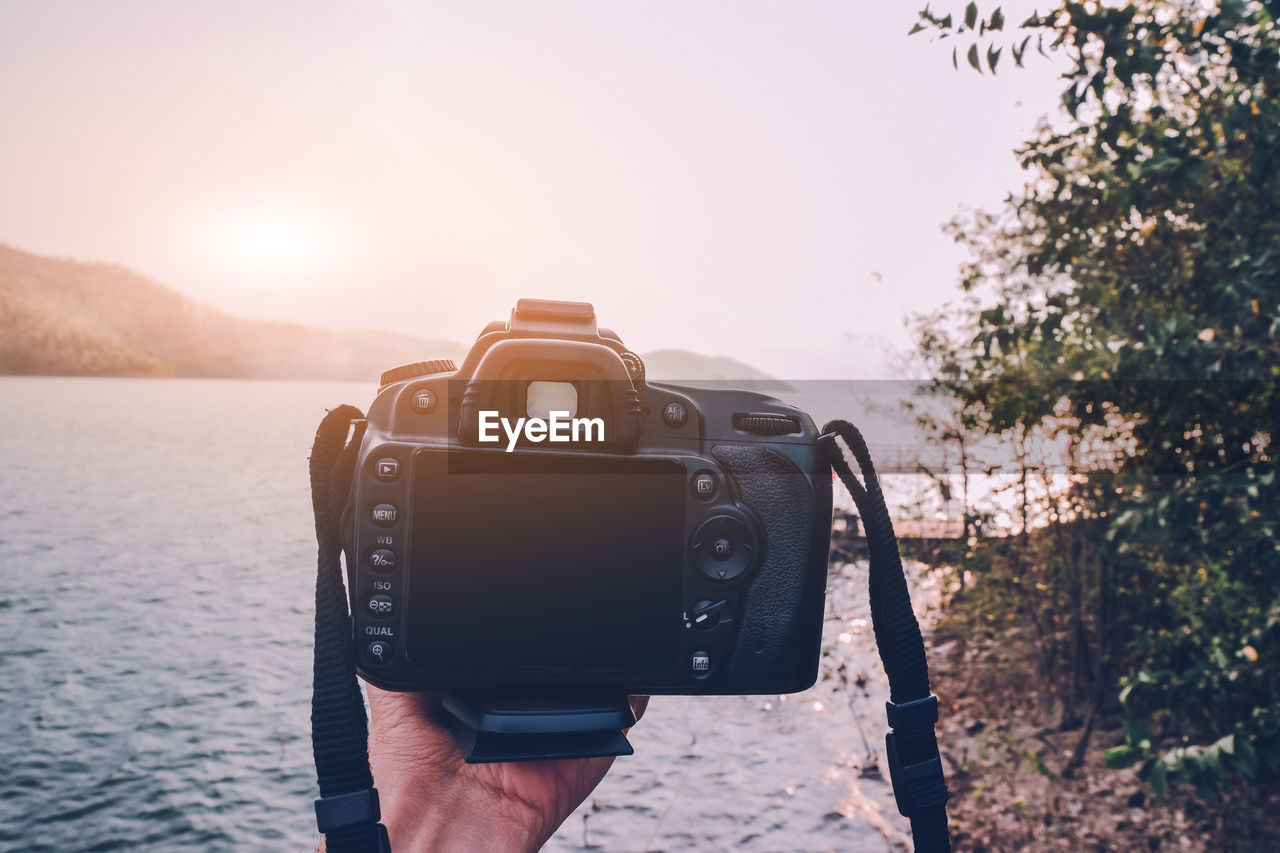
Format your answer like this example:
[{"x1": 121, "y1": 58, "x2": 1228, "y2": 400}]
[
  {"x1": 315, "y1": 786, "x2": 381, "y2": 833},
  {"x1": 884, "y1": 695, "x2": 950, "y2": 818}
]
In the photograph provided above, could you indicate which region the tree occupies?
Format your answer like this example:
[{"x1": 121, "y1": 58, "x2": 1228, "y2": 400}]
[{"x1": 911, "y1": 1, "x2": 1280, "y2": 796}]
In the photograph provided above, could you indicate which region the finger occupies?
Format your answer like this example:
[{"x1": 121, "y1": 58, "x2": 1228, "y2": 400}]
[
  {"x1": 367, "y1": 685, "x2": 447, "y2": 729},
  {"x1": 627, "y1": 695, "x2": 650, "y2": 723}
]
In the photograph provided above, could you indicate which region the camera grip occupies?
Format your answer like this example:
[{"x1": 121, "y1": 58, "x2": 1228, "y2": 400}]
[{"x1": 711, "y1": 445, "x2": 824, "y2": 680}]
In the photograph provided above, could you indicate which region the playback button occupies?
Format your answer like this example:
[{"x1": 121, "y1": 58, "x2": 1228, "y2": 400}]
[{"x1": 374, "y1": 458, "x2": 401, "y2": 482}]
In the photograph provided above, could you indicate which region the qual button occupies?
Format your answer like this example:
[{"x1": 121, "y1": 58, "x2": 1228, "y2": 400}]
[{"x1": 366, "y1": 640, "x2": 393, "y2": 664}]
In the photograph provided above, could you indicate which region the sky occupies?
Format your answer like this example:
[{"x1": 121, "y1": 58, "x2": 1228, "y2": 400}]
[{"x1": 0, "y1": 1, "x2": 1066, "y2": 378}]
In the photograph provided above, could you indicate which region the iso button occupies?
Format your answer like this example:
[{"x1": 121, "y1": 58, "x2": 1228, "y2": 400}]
[{"x1": 371, "y1": 503, "x2": 398, "y2": 527}]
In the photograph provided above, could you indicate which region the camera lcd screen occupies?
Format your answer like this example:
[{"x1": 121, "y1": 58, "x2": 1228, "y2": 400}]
[{"x1": 407, "y1": 450, "x2": 687, "y2": 674}]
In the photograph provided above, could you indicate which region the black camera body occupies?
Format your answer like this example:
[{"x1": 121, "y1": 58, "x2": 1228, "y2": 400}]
[{"x1": 343, "y1": 299, "x2": 833, "y2": 696}]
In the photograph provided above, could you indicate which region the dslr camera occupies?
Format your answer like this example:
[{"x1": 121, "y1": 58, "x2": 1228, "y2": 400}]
[{"x1": 343, "y1": 299, "x2": 833, "y2": 698}]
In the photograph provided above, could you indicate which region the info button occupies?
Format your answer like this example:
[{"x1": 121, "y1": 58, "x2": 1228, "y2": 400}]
[{"x1": 691, "y1": 651, "x2": 712, "y2": 678}]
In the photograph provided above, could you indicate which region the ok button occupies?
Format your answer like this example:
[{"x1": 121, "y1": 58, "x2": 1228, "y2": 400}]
[{"x1": 691, "y1": 515, "x2": 758, "y2": 582}]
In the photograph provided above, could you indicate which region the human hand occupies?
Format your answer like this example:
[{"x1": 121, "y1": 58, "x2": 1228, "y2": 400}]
[{"x1": 324, "y1": 685, "x2": 648, "y2": 852}]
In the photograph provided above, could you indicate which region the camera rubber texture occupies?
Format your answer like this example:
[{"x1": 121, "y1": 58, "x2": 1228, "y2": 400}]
[{"x1": 712, "y1": 445, "x2": 825, "y2": 688}]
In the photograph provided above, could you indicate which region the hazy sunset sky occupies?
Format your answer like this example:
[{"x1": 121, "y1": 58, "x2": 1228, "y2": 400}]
[{"x1": 0, "y1": 1, "x2": 1063, "y2": 377}]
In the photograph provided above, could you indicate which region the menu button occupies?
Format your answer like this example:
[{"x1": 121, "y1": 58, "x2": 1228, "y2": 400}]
[{"x1": 371, "y1": 504, "x2": 398, "y2": 527}]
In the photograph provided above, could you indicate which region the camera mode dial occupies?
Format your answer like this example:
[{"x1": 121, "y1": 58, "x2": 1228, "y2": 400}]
[{"x1": 380, "y1": 359, "x2": 456, "y2": 386}]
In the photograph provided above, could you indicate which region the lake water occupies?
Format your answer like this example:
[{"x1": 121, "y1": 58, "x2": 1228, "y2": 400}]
[{"x1": 0, "y1": 377, "x2": 924, "y2": 851}]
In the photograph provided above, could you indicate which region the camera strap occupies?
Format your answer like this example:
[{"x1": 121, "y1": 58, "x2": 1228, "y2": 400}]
[
  {"x1": 309, "y1": 405, "x2": 390, "y2": 853},
  {"x1": 821, "y1": 419, "x2": 951, "y2": 852}
]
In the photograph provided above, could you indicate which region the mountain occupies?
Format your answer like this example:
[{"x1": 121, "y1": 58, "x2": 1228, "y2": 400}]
[
  {"x1": 641, "y1": 349, "x2": 792, "y2": 390},
  {"x1": 0, "y1": 244, "x2": 466, "y2": 381},
  {"x1": 0, "y1": 243, "x2": 783, "y2": 384}
]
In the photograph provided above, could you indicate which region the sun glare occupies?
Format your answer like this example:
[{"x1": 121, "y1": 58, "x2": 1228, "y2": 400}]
[{"x1": 199, "y1": 209, "x2": 341, "y2": 280}]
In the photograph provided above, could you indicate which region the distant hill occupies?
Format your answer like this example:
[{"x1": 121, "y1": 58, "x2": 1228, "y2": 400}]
[
  {"x1": 642, "y1": 349, "x2": 792, "y2": 390},
  {"x1": 0, "y1": 245, "x2": 467, "y2": 381},
  {"x1": 0, "y1": 244, "x2": 782, "y2": 385}
]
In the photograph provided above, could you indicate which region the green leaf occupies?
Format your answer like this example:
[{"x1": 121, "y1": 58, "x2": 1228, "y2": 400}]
[
  {"x1": 1105, "y1": 745, "x2": 1142, "y2": 769},
  {"x1": 1012, "y1": 35, "x2": 1030, "y2": 66},
  {"x1": 1149, "y1": 761, "x2": 1169, "y2": 800},
  {"x1": 965, "y1": 1, "x2": 978, "y2": 29},
  {"x1": 967, "y1": 43, "x2": 981, "y2": 72},
  {"x1": 990, "y1": 7, "x2": 1005, "y2": 30},
  {"x1": 988, "y1": 45, "x2": 1002, "y2": 72},
  {"x1": 1257, "y1": 736, "x2": 1280, "y2": 773},
  {"x1": 909, "y1": 21, "x2": 927, "y2": 35},
  {"x1": 1231, "y1": 737, "x2": 1259, "y2": 782},
  {"x1": 1193, "y1": 753, "x2": 1223, "y2": 799},
  {"x1": 1122, "y1": 719, "x2": 1156, "y2": 750},
  {"x1": 952, "y1": 46, "x2": 958, "y2": 70}
]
